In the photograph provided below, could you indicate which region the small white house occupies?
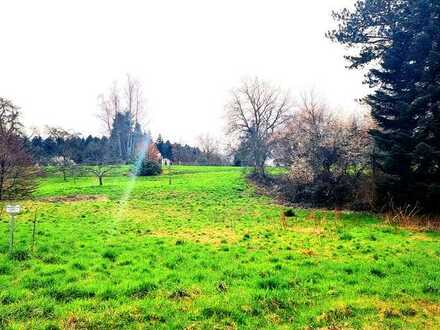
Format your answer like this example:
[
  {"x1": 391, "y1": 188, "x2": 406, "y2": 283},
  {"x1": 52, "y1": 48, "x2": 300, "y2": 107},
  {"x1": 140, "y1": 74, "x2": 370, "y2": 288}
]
[{"x1": 162, "y1": 158, "x2": 172, "y2": 166}]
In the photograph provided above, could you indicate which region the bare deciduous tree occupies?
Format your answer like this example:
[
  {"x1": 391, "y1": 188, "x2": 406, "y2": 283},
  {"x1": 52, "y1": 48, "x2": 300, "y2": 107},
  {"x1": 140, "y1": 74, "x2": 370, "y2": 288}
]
[
  {"x1": 124, "y1": 74, "x2": 146, "y2": 156},
  {"x1": 0, "y1": 98, "x2": 37, "y2": 200},
  {"x1": 86, "y1": 164, "x2": 113, "y2": 186},
  {"x1": 83, "y1": 137, "x2": 113, "y2": 186},
  {"x1": 124, "y1": 74, "x2": 145, "y2": 125},
  {"x1": 97, "y1": 74, "x2": 148, "y2": 161},
  {"x1": 98, "y1": 75, "x2": 146, "y2": 132},
  {"x1": 97, "y1": 82, "x2": 120, "y2": 136},
  {"x1": 46, "y1": 127, "x2": 78, "y2": 181},
  {"x1": 274, "y1": 91, "x2": 332, "y2": 170},
  {"x1": 197, "y1": 133, "x2": 220, "y2": 165},
  {"x1": 226, "y1": 77, "x2": 291, "y2": 176}
]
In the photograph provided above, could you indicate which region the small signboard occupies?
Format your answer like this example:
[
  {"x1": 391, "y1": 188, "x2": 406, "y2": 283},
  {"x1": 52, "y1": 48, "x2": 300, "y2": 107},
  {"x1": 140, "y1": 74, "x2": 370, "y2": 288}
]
[{"x1": 6, "y1": 205, "x2": 21, "y2": 215}]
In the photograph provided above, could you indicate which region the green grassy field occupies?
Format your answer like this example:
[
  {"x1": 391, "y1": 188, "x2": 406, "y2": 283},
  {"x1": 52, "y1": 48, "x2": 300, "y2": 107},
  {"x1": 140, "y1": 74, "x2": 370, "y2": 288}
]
[{"x1": 0, "y1": 166, "x2": 439, "y2": 329}]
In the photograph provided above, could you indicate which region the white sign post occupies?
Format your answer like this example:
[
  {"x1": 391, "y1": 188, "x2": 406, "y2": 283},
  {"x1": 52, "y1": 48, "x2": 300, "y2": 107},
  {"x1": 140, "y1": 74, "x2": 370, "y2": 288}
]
[{"x1": 6, "y1": 205, "x2": 21, "y2": 255}]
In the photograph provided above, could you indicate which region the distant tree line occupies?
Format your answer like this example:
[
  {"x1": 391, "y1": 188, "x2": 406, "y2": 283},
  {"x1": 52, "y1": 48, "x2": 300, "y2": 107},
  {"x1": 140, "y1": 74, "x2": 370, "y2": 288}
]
[
  {"x1": 0, "y1": 73, "x2": 229, "y2": 198},
  {"x1": 29, "y1": 133, "x2": 111, "y2": 165},
  {"x1": 28, "y1": 132, "x2": 222, "y2": 167},
  {"x1": 156, "y1": 134, "x2": 225, "y2": 165}
]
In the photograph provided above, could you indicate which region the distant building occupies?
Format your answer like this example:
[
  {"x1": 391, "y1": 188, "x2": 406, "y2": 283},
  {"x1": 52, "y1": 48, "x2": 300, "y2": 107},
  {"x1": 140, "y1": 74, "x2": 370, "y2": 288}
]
[{"x1": 162, "y1": 158, "x2": 172, "y2": 166}]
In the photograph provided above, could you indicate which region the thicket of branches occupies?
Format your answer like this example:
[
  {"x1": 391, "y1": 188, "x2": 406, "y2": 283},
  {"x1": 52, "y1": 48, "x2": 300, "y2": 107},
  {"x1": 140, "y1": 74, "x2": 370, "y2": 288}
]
[{"x1": 274, "y1": 93, "x2": 373, "y2": 209}]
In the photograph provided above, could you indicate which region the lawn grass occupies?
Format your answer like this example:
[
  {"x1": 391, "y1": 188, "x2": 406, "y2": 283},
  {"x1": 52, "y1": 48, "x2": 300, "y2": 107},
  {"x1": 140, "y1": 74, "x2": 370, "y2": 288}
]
[{"x1": 0, "y1": 165, "x2": 439, "y2": 329}]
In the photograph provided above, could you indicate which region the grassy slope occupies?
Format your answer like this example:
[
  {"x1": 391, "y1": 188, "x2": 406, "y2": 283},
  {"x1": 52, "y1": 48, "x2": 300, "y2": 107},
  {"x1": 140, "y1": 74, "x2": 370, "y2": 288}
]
[{"x1": 0, "y1": 166, "x2": 439, "y2": 329}]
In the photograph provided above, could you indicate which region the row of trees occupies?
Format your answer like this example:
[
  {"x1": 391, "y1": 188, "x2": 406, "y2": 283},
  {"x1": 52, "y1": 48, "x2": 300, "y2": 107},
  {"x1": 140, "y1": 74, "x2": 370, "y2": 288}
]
[
  {"x1": 0, "y1": 100, "x2": 226, "y2": 197},
  {"x1": 95, "y1": 75, "x2": 225, "y2": 166},
  {"x1": 29, "y1": 132, "x2": 222, "y2": 167},
  {"x1": 225, "y1": 80, "x2": 372, "y2": 209},
  {"x1": 156, "y1": 135, "x2": 224, "y2": 165}
]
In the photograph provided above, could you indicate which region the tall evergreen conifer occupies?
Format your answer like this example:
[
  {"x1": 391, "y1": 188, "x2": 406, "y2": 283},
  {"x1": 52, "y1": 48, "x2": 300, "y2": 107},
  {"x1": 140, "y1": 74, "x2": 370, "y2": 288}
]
[{"x1": 329, "y1": 0, "x2": 440, "y2": 212}]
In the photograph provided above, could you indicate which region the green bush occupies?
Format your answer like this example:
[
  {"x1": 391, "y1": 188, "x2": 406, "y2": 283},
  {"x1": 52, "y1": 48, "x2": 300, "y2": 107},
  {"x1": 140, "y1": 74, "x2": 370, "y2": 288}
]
[{"x1": 136, "y1": 160, "x2": 162, "y2": 176}]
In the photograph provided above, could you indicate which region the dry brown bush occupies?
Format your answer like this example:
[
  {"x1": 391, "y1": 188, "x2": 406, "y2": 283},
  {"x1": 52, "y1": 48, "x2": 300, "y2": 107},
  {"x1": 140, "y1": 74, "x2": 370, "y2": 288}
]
[{"x1": 384, "y1": 202, "x2": 440, "y2": 231}]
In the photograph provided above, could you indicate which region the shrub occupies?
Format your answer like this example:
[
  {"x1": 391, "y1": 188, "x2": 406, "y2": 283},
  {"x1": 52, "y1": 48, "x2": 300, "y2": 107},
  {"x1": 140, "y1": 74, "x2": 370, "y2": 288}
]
[
  {"x1": 10, "y1": 249, "x2": 30, "y2": 261},
  {"x1": 284, "y1": 209, "x2": 295, "y2": 217},
  {"x1": 136, "y1": 160, "x2": 162, "y2": 176},
  {"x1": 370, "y1": 268, "x2": 386, "y2": 278},
  {"x1": 272, "y1": 94, "x2": 374, "y2": 210},
  {"x1": 127, "y1": 281, "x2": 158, "y2": 298},
  {"x1": 169, "y1": 288, "x2": 191, "y2": 299},
  {"x1": 102, "y1": 250, "x2": 117, "y2": 262},
  {"x1": 258, "y1": 277, "x2": 283, "y2": 290}
]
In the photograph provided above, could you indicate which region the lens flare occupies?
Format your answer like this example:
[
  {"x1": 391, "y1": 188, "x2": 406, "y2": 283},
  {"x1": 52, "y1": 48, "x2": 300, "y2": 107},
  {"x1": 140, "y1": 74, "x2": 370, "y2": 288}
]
[{"x1": 116, "y1": 136, "x2": 150, "y2": 219}]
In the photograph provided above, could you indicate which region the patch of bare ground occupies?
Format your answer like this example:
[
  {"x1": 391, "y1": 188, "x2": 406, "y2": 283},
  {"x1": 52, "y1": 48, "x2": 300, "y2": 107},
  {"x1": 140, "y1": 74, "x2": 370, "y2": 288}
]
[
  {"x1": 375, "y1": 300, "x2": 440, "y2": 328},
  {"x1": 290, "y1": 225, "x2": 325, "y2": 236},
  {"x1": 417, "y1": 300, "x2": 440, "y2": 317},
  {"x1": 151, "y1": 227, "x2": 239, "y2": 245},
  {"x1": 315, "y1": 299, "x2": 440, "y2": 329},
  {"x1": 40, "y1": 195, "x2": 109, "y2": 203},
  {"x1": 301, "y1": 248, "x2": 315, "y2": 256}
]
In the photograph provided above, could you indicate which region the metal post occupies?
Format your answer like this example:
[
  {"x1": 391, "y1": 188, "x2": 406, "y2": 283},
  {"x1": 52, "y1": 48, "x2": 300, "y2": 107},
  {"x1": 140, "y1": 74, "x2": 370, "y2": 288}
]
[
  {"x1": 9, "y1": 214, "x2": 15, "y2": 256},
  {"x1": 168, "y1": 163, "x2": 172, "y2": 185},
  {"x1": 31, "y1": 211, "x2": 37, "y2": 253}
]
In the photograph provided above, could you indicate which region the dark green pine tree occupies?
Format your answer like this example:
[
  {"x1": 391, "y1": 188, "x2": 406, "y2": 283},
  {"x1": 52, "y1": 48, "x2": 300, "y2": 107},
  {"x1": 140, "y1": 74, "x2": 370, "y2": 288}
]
[
  {"x1": 110, "y1": 111, "x2": 133, "y2": 162},
  {"x1": 163, "y1": 140, "x2": 173, "y2": 161},
  {"x1": 156, "y1": 134, "x2": 164, "y2": 155},
  {"x1": 156, "y1": 135, "x2": 173, "y2": 160},
  {"x1": 328, "y1": 0, "x2": 440, "y2": 212}
]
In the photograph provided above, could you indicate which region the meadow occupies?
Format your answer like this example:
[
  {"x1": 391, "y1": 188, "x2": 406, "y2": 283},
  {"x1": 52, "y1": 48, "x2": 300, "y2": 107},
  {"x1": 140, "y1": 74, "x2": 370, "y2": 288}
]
[{"x1": 0, "y1": 166, "x2": 439, "y2": 329}]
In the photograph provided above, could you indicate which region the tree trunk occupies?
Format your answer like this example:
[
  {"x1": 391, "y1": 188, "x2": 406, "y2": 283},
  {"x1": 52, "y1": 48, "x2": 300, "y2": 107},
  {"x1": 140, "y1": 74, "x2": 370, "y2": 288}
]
[
  {"x1": 99, "y1": 176, "x2": 103, "y2": 186},
  {"x1": 117, "y1": 132, "x2": 123, "y2": 160},
  {"x1": 0, "y1": 164, "x2": 4, "y2": 201}
]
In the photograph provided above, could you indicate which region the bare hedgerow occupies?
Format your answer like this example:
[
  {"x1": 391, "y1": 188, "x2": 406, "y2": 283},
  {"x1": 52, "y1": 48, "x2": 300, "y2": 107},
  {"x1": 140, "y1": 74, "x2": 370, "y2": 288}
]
[{"x1": 384, "y1": 202, "x2": 419, "y2": 226}]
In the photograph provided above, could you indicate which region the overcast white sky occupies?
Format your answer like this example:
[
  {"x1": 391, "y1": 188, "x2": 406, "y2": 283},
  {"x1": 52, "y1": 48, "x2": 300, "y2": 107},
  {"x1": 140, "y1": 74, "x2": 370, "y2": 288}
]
[{"x1": 1, "y1": 0, "x2": 366, "y2": 144}]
